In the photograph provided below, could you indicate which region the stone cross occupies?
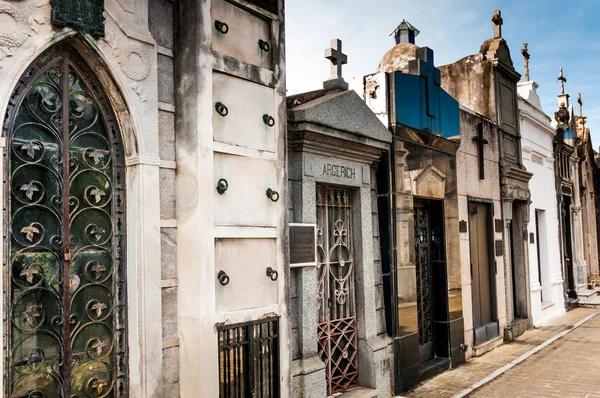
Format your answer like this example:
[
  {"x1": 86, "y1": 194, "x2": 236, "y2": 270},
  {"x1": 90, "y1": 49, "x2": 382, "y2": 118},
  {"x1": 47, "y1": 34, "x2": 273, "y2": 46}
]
[
  {"x1": 558, "y1": 67, "x2": 567, "y2": 94},
  {"x1": 473, "y1": 122, "x2": 489, "y2": 179},
  {"x1": 521, "y1": 43, "x2": 530, "y2": 82},
  {"x1": 492, "y1": 9, "x2": 503, "y2": 38},
  {"x1": 325, "y1": 39, "x2": 347, "y2": 80},
  {"x1": 577, "y1": 93, "x2": 587, "y2": 133}
]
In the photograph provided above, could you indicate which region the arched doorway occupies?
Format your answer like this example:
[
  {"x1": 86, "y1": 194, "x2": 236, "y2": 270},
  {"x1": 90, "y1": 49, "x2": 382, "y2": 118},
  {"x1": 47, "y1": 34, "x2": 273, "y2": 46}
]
[{"x1": 3, "y1": 42, "x2": 128, "y2": 397}]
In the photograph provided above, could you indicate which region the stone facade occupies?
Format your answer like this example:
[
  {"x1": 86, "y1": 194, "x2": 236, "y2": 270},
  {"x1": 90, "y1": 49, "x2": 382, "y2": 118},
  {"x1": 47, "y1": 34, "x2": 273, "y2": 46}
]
[
  {"x1": 518, "y1": 80, "x2": 566, "y2": 325},
  {"x1": 287, "y1": 75, "x2": 393, "y2": 397},
  {"x1": 575, "y1": 110, "x2": 600, "y2": 284},
  {"x1": 453, "y1": 107, "x2": 507, "y2": 358},
  {"x1": 0, "y1": 0, "x2": 289, "y2": 397},
  {"x1": 552, "y1": 92, "x2": 588, "y2": 302},
  {"x1": 440, "y1": 10, "x2": 533, "y2": 340}
]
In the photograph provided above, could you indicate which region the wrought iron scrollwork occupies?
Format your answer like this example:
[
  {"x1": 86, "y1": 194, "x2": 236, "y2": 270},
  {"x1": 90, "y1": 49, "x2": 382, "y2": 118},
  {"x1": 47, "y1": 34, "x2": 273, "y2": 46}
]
[
  {"x1": 316, "y1": 186, "x2": 358, "y2": 394},
  {"x1": 4, "y1": 43, "x2": 128, "y2": 397}
]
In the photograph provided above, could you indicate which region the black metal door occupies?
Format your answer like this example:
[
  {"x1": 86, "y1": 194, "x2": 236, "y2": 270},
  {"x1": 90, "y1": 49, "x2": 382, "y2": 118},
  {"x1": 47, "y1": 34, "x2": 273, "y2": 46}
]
[
  {"x1": 316, "y1": 186, "x2": 358, "y2": 394},
  {"x1": 414, "y1": 201, "x2": 434, "y2": 363},
  {"x1": 4, "y1": 43, "x2": 127, "y2": 397}
]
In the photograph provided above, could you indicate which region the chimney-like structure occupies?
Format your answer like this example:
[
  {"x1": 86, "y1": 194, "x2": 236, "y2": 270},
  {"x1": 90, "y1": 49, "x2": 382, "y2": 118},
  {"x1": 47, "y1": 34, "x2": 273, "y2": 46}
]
[{"x1": 391, "y1": 19, "x2": 419, "y2": 45}]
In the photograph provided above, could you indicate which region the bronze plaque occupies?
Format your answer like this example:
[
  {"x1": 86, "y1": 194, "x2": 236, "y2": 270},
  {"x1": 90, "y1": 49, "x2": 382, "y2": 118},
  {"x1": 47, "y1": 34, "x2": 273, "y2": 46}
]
[
  {"x1": 495, "y1": 240, "x2": 504, "y2": 256},
  {"x1": 459, "y1": 220, "x2": 467, "y2": 233},
  {"x1": 495, "y1": 219, "x2": 503, "y2": 233},
  {"x1": 290, "y1": 224, "x2": 316, "y2": 265}
]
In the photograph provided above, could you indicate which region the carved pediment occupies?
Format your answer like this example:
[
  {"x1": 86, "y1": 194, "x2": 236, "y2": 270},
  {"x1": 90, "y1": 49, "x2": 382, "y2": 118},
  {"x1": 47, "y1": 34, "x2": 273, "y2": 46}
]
[{"x1": 412, "y1": 164, "x2": 446, "y2": 199}]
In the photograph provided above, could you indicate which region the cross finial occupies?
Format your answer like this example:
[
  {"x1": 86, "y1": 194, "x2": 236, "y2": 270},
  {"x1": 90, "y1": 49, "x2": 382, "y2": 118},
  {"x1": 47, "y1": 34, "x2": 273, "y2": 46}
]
[
  {"x1": 492, "y1": 9, "x2": 503, "y2": 38},
  {"x1": 558, "y1": 67, "x2": 567, "y2": 94},
  {"x1": 325, "y1": 39, "x2": 347, "y2": 81},
  {"x1": 578, "y1": 93, "x2": 583, "y2": 117},
  {"x1": 521, "y1": 43, "x2": 530, "y2": 82}
]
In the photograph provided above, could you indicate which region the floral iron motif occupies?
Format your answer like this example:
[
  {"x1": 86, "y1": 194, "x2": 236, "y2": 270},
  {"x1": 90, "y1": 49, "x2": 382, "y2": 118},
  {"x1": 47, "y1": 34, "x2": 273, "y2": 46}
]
[
  {"x1": 21, "y1": 223, "x2": 40, "y2": 242},
  {"x1": 22, "y1": 306, "x2": 41, "y2": 327},
  {"x1": 91, "y1": 302, "x2": 107, "y2": 318},
  {"x1": 20, "y1": 141, "x2": 41, "y2": 159},
  {"x1": 88, "y1": 148, "x2": 105, "y2": 165},
  {"x1": 20, "y1": 182, "x2": 40, "y2": 200},
  {"x1": 89, "y1": 187, "x2": 106, "y2": 204},
  {"x1": 20, "y1": 266, "x2": 39, "y2": 284}
]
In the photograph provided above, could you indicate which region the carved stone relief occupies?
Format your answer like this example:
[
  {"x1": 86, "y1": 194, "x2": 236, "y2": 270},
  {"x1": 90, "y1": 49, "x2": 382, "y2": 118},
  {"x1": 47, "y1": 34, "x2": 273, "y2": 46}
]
[
  {"x1": 101, "y1": 25, "x2": 152, "y2": 102},
  {"x1": 0, "y1": 1, "x2": 46, "y2": 68},
  {"x1": 413, "y1": 164, "x2": 446, "y2": 199},
  {"x1": 501, "y1": 184, "x2": 531, "y2": 201}
]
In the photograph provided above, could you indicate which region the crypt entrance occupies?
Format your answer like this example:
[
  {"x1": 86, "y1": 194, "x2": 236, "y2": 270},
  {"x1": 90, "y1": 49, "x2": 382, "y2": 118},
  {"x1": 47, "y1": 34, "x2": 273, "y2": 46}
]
[
  {"x1": 413, "y1": 198, "x2": 447, "y2": 364},
  {"x1": 3, "y1": 43, "x2": 128, "y2": 397}
]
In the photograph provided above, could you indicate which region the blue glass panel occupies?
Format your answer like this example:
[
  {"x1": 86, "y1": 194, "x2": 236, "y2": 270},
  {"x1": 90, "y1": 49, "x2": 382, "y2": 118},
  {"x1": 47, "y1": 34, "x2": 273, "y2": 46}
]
[{"x1": 394, "y1": 72, "x2": 460, "y2": 140}]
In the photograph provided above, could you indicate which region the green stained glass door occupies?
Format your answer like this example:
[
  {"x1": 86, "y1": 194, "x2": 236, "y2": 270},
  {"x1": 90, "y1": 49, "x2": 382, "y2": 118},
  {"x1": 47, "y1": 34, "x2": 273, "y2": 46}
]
[{"x1": 4, "y1": 43, "x2": 127, "y2": 398}]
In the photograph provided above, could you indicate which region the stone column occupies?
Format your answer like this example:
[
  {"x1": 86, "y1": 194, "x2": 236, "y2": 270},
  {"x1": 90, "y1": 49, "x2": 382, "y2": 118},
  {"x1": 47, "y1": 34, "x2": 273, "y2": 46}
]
[
  {"x1": 354, "y1": 186, "x2": 392, "y2": 395},
  {"x1": 175, "y1": 1, "x2": 219, "y2": 396},
  {"x1": 291, "y1": 177, "x2": 326, "y2": 398}
]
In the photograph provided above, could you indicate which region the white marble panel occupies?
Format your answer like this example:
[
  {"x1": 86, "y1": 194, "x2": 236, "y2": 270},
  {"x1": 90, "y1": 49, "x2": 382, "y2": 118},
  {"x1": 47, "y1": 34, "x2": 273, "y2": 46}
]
[
  {"x1": 211, "y1": 0, "x2": 272, "y2": 69},
  {"x1": 213, "y1": 72, "x2": 276, "y2": 152},
  {"x1": 215, "y1": 238, "x2": 278, "y2": 312},
  {"x1": 214, "y1": 153, "x2": 278, "y2": 226}
]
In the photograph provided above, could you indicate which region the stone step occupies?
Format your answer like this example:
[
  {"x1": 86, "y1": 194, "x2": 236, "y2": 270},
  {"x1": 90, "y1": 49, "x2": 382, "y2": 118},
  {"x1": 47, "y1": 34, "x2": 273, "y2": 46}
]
[
  {"x1": 577, "y1": 289, "x2": 600, "y2": 298},
  {"x1": 579, "y1": 295, "x2": 600, "y2": 308}
]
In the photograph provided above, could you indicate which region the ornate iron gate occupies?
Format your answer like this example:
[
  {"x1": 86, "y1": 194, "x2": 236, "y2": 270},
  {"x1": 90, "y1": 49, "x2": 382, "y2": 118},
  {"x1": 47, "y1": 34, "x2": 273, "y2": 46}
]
[
  {"x1": 217, "y1": 316, "x2": 280, "y2": 397},
  {"x1": 316, "y1": 186, "x2": 357, "y2": 394},
  {"x1": 414, "y1": 202, "x2": 434, "y2": 362},
  {"x1": 4, "y1": 43, "x2": 127, "y2": 397}
]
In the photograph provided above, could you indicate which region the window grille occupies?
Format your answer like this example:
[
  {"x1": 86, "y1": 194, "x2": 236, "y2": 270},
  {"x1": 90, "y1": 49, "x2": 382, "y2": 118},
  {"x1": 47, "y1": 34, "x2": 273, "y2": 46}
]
[{"x1": 218, "y1": 316, "x2": 280, "y2": 397}]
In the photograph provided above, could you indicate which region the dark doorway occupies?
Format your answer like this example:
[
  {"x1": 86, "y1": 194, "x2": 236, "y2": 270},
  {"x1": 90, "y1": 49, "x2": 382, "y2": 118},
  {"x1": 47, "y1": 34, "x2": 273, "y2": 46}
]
[
  {"x1": 413, "y1": 199, "x2": 448, "y2": 366},
  {"x1": 469, "y1": 202, "x2": 498, "y2": 345},
  {"x1": 509, "y1": 201, "x2": 529, "y2": 325},
  {"x1": 562, "y1": 195, "x2": 577, "y2": 300}
]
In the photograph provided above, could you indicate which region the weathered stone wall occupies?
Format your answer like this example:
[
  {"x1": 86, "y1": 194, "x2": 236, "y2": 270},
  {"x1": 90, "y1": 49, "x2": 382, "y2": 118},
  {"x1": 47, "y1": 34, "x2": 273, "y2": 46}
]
[
  {"x1": 439, "y1": 55, "x2": 496, "y2": 123},
  {"x1": 456, "y1": 108, "x2": 506, "y2": 358},
  {"x1": 149, "y1": 0, "x2": 179, "y2": 395}
]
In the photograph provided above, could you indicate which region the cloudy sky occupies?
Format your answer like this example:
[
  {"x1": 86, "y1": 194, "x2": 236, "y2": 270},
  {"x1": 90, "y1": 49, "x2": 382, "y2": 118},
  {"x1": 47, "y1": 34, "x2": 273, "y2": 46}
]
[{"x1": 286, "y1": 0, "x2": 600, "y2": 145}]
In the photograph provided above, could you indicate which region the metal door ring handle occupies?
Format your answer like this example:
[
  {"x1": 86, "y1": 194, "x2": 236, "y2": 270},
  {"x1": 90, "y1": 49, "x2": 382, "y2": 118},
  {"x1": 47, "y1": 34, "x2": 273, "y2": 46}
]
[
  {"x1": 266, "y1": 188, "x2": 279, "y2": 202},
  {"x1": 215, "y1": 102, "x2": 228, "y2": 117},
  {"x1": 259, "y1": 39, "x2": 270, "y2": 52},
  {"x1": 216, "y1": 178, "x2": 228, "y2": 194},
  {"x1": 263, "y1": 114, "x2": 275, "y2": 127},
  {"x1": 218, "y1": 270, "x2": 230, "y2": 286},
  {"x1": 214, "y1": 20, "x2": 229, "y2": 34},
  {"x1": 266, "y1": 267, "x2": 278, "y2": 281}
]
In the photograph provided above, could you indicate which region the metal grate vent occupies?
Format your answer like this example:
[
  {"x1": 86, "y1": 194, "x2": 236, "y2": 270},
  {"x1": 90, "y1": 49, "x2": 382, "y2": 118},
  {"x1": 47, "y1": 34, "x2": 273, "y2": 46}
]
[{"x1": 217, "y1": 316, "x2": 280, "y2": 398}]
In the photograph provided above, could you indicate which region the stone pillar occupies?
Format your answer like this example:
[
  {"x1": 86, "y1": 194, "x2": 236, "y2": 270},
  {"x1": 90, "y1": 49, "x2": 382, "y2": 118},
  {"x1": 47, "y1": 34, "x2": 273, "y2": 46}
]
[
  {"x1": 291, "y1": 176, "x2": 326, "y2": 398},
  {"x1": 355, "y1": 186, "x2": 393, "y2": 396},
  {"x1": 175, "y1": 1, "x2": 219, "y2": 396}
]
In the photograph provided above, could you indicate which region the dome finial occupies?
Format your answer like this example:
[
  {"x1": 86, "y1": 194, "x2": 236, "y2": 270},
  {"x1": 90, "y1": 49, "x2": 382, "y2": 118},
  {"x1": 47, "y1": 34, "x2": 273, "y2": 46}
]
[{"x1": 390, "y1": 19, "x2": 420, "y2": 45}]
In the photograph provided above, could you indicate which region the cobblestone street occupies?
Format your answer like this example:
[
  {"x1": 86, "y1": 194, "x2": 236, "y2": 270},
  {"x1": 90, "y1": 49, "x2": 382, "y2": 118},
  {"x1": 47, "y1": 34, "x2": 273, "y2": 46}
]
[{"x1": 405, "y1": 308, "x2": 600, "y2": 398}]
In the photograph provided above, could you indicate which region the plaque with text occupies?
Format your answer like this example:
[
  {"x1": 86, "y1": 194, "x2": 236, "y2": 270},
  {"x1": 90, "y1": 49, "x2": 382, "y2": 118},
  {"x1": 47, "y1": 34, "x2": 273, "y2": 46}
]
[{"x1": 290, "y1": 223, "x2": 316, "y2": 267}]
